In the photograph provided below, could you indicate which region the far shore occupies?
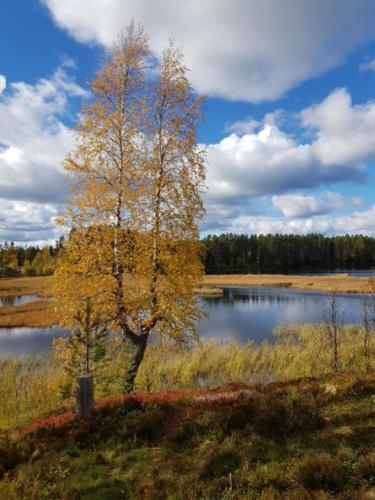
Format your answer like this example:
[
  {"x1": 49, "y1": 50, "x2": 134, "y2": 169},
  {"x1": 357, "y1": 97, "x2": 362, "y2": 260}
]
[{"x1": 203, "y1": 273, "x2": 374, "y2": 294}]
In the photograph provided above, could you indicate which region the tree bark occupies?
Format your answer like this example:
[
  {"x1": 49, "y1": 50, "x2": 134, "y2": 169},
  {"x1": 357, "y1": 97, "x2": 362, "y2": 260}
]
[{"x1": 123, "y1": 334, "x2": 148, "y2": 393}]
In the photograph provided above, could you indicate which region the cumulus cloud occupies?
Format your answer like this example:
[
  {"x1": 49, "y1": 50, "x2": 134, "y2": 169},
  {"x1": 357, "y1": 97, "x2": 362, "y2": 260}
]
[
  {"x1": 272, "y1": 191, "x2": 362, "y2": 218},
  {"x1": 204, "y1": 119, "x2": 364, "y2": 206},
  {"x1": 0, "y1": 75, "x2": 6, "y2": 95},
  {"x1": 272, "y1": 194, "x2": 327, "y2": 218},
  {"x1": 212, "y1": 204, "x2": 375, "y2": 236},
  {"x1": 0, "y1": 200, "x2": 59, "y2": 244},
  {"x1": 42, "y1": 0, "x2": 375, "y2": 102},
  {"x1": 225, "y1": 117, "x2": 260, "y2": 135},
  {"x1": 204, "y1": 87, "x2": 375, "y2": 213},
  {"x1": 0, "y1": 68, "x2": 87, "y2": 243},
  {"x1": 202, "y1": 87, "x2": 375, "y2": 232},
  {"x1": 301, "y1": 88, "x2": 375, "y2": 166},
  {"x1": 0, "y1": 67, "x2": 86, "y2": 204}
]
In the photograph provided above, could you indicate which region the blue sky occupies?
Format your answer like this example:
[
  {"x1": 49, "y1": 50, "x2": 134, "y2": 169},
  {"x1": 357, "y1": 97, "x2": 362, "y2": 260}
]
[{"x1": 1, "y1": 0, "x2": 375, "y2": 243}]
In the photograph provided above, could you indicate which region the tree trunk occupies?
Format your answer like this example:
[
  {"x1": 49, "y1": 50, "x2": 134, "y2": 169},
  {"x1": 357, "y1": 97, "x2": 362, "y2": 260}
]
[{"x1": 123, "y1": 334, "x2": 148, "y2": 393}]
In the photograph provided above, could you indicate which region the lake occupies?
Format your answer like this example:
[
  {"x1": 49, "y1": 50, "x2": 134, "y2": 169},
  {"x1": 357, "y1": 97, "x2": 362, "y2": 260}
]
[
  {"x1": 198, "y1": 286, "x2": 366, "y2": 343},
  {"x1": 0, "y1": 294, "x2": 39, "y2": 307},
  {"x1": 0, "y1": 326, "x2": 67, "y2": 357},
  {"x1": 0, "y1": 286, "x2": 369, "y2": 356}
]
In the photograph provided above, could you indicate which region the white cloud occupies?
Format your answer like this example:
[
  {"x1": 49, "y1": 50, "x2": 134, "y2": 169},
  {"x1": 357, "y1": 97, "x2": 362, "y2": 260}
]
[
  {"x1": 215, "y1": 205, "x2": 375, "y2": 236},
  {"x1": 0, "y1": 75, "x2": 6, "y2": 95},
  {"x1": 272, "y1": 191, "x2": 363, "y2": 218},
  {"x1": 323, "y1": 191, "x2": 362, "y2": 209},
  {"x1": 204, "y1": 120, "x2": 364, "y2": 206},
  {"x1": 301, "y1": 88, "x2": 375, "y2": 166},
  {"x1": 0, "y1": 68, "x2": 87, "y2": 243},
  {"x1": 360, "y1": 57, "x2": 375, "y2": 72},
  {"x1": 225, "y1": 117, "x2": 260, "y2": 135},
  {"x1": 272, "y1": 194, "x2": 327, "y2": 218},
  {"x1": 0, "y1": 68, "x2": 85, "y2": 205},
  {"x1": 204, "y1": 88, "x2": 375, "y2": 215},
  {"x1": 0, "y1": 200, "x2": 59, "y2": 244},
  {"x1": 203, "y1": 87, "x2": 375, "y2": 232},
  {"x1": 42, "y1": 0, "x2": 375, "y2": 102}
]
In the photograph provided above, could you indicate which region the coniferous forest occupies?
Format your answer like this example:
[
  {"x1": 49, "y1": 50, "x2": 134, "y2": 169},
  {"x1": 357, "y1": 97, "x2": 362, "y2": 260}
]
[
  {"x1": 3, "y1": 233, "x2": 375, "y2": 277},
  {"x1": 202, "y1": 233, "x2": 375, "y2": 274},
  {"x1": 0, "y1": 237, "x2": 64, "y2": 276}
]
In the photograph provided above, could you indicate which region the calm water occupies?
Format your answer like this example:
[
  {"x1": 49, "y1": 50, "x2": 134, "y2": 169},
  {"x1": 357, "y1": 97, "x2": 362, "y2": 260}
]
[
  {"x1": 0, "y1": 286, "x2": 369, "y2": 356},
  {"x1": 0, "y1": 326, "x2": 67, "y2": 357},
  {"x1": 0, "y1": 294, "x2": 38, "y2": 307},
  {"x1": 198, "y1": 286, "x2": 366, "y2": 343}
]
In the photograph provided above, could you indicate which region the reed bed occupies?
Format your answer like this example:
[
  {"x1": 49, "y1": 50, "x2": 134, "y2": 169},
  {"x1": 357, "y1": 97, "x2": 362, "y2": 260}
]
[
  {"x1": 0, "y1": 356, "x2": 67, "y2": 431},
  {"x1": 1, "y1": 323, "x2": 374, "y2": 431}
]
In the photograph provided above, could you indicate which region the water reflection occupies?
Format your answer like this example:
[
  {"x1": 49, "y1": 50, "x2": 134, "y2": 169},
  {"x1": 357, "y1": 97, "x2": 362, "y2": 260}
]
[
  {"x1": 198, "y1": 286, "x2": 366, "y2": 344},
  {"x1": 0, "y1": 295, "x2": 38, "y2": 307},
  {"x1": 0, "y1": 286, "x2": 370, "y2": 357},
  {"x1": 0, "y1": 326, "x2": 68, "y2": 357}
]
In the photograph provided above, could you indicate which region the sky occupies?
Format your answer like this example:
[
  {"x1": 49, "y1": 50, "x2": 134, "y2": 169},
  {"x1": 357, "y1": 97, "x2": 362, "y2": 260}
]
[{"x1": 2, "y1": 1, "x2": 375, "y2": 244}]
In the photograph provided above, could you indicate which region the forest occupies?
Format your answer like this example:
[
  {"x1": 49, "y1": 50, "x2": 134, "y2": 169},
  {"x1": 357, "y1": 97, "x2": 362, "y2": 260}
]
[
  {"x1": 202, "y1": 233, "x2": 375, "y2": 274},
  {"x1": 0, "y1": 237, "x2": 64, "y2": 276},
  {"x1": 3, "y1": 233, "x2": 375, "y2": 278}
]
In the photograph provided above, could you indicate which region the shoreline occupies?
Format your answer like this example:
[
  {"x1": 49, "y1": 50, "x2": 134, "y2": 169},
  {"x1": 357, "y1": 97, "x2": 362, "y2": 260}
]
[
  {"x1": 203, "y1": 273, "x2": 374, "y2": 294},
  {"x1": 0, "y1": 273, "x2": 373, "y2": 328}
]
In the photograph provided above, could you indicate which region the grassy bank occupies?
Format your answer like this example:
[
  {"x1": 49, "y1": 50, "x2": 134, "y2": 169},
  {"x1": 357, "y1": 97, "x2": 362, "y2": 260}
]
[
  {"x1": 1, "y1": 323, "x2": 374, "y2": 432},
  {"x1": 0, "y1": 323, "x2": 374, "y2": 497},
  {"x1": 0, "y1": 373, "x2": 374, "y2": 498},
  {"x1": 203, "y1": 273, "x2": 372, "y2": 294}
]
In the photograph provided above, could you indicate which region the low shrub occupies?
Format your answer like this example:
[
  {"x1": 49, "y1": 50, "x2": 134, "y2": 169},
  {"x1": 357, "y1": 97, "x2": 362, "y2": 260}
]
[
  {"x1": 253, "y1": 391, "x2": 324, "y2": 438},
  {"x1": 297, "y1": 452, "x2": 346, "y2": 492}
]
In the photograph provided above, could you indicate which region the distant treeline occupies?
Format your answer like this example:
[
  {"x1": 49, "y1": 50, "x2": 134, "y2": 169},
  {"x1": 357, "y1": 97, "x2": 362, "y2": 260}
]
[
  {"x1": 202, "y1": 233, "x2": 375, "y2": 274},
  {"x1": 3, "y1": 233, "x2": 375, "y2": 277},
  {"x1": 0, "y1": 237, "x2": 64, "y2": 277}
]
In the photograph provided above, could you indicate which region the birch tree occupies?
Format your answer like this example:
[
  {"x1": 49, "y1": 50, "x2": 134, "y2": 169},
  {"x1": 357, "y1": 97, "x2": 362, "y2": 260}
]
[{"x1": 54, "y1": 23, "x2": 206, "y2": 391}]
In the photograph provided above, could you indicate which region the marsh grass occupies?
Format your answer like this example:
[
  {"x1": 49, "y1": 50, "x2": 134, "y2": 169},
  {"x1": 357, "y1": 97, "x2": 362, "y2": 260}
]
[
  {"x1": 0, "y1": 356, "x2": 67, "y2": 431},
  {"x1": 0, "y1": 299, "x2": 52, "y2": 327},
  {"x1": 136, "y1": 323, "x2": 375, "y2": 391},
  {"x1": 0, "y1": 276, "x2": 52, "y2": 327},
  {"x1": 204, "y1": 273, "x2": 371, "y2": 293},
  {"x1": 1, "y1": 322, "x2": 374, "y2": 432},
  {"x1": 0, "y1": 277, "x2": 51, "y2": 298}
]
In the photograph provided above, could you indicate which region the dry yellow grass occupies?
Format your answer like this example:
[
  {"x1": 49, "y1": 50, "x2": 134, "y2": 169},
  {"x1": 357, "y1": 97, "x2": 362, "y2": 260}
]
[
  {"x1": 0, "y1": 276, "x2": 53, "y2": 327},
  {"x1": 0, "y1": 276, "x2": 51, "y2": 298},
  {"x1": 0, "y1": 299, "x2": 53, "y2": 327},
  {"x1": 193, "y1": 285, "x2": 223, "y2": 296},
  {"x1": 203, "y1": 273, "x2": 373, "y2": 294}
]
